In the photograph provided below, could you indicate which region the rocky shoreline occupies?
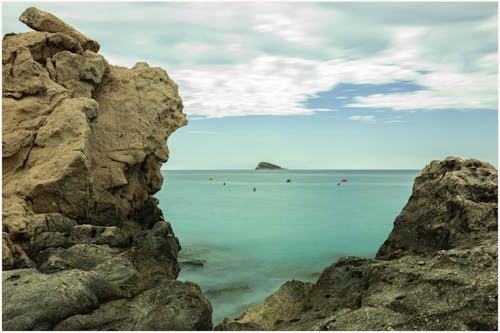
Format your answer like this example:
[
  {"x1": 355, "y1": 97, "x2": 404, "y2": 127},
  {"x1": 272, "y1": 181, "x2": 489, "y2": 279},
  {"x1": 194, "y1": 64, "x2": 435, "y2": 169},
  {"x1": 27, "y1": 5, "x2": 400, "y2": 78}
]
[
  {"x1": 216, "y1": 157, "x2": 498, "y2": 330},
  {"x1": 2, "y1": 7, "x2": 498, "y2": 332}
]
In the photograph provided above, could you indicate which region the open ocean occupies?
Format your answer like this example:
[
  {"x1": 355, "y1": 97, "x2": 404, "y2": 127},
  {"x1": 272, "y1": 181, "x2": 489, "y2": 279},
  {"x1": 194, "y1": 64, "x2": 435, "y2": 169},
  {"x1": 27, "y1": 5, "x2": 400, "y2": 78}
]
[{"x1": 156, "y1": 169, "x2": 420, "y2": 324}]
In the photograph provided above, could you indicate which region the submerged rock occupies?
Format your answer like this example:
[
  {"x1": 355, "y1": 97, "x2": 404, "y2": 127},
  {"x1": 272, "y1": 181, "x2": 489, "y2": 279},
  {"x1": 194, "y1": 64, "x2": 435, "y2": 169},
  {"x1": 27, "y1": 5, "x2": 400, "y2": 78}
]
[
  {"x1": 2, "y1": 7, "x2": 211, "y2": 330},
  {"x1": 206, "y1": 284, "x2": 251, "y2": 298},
  {"x1": 218, "y1": 157, "x2": 498, "y2": 331},
  {"x1": 180, "y1": 259, "x2": 207, "y2": 267}
]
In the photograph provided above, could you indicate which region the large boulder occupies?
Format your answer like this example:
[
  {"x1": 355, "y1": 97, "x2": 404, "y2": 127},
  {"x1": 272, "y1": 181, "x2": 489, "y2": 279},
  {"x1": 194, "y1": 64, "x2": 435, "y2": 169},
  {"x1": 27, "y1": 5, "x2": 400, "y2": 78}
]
[
  {"x1": 216, "y1": 157, "x2": 498, "y2": 331},
  {"x1": 2, "y1": 7, "x2": 212, "y2": 330},
  {"x1": 377, "y1": 157, "x2": 497, "y2": 259}
]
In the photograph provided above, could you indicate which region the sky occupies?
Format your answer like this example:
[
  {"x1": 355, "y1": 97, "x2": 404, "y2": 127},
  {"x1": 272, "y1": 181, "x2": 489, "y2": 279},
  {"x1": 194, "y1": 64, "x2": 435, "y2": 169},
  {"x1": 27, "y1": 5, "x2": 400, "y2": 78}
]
[{"x1": 2, "y1": 1, "x2": 498, "y2": 169}]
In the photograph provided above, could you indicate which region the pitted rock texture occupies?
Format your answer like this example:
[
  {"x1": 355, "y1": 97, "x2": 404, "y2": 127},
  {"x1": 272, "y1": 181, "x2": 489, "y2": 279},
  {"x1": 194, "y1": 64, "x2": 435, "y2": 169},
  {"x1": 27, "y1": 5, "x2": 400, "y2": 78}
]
[
  {"x1": 377, "y1": 157, "x2": 498, "y2": 259},
  {"x1": 2, "y1": 7, "x2": 212, "y2": 330},
  {"x1": 216, "y1": 157, "x2": 498, "y2": 331}
]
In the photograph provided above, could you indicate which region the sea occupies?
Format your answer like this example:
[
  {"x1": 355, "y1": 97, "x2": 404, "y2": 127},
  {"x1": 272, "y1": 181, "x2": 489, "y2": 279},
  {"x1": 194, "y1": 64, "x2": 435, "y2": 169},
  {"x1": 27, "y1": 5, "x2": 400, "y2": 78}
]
[{"x1": 155, "y1": 169, "x2": 420, "y2": 324}]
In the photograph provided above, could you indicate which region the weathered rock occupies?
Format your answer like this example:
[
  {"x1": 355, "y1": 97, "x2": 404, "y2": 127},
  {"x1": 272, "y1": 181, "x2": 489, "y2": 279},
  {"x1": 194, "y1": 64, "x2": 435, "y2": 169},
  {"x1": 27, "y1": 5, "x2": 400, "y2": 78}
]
[
  {"x1": 2, "y1": 7, "x2": 212, "y2": 331},
  {"x1": 20, "y1": 7, "x2": 99, "y2": 52},
  {"x1": 218, "y1": 157, "x2": 498, "y2": 331},
  {"x1": 215, "y1": 280, "x2": 313, "y2": 330},
  {"x1": 37, "y1": 244, "x2": 123, "y2": 273},
  {"x1": 2, "y1": 6, "x2": 185, "y2": 269},
  {"x1": 2, "y1": 260, "x2": 137, "y2": 331},
  {"x1": 377, "y1": 157, "x2": 497, "y2": 259},
  {"x1": 54, "y1": 280, "x2": 213, "y2": 330}
]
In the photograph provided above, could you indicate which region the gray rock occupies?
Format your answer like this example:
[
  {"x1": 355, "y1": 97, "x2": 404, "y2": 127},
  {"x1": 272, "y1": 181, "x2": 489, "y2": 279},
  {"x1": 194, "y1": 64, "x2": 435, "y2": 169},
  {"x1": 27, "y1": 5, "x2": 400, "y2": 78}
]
[
  {"x1": 180, "y1": 259, "x2": 207, "y2": 267},
  {"x1": 70, "y1": 224, "x2": 131, "y2": 248},
  {"x1": 55, "y1": 280, "x2": 213, "y2": 330},
  {"x1": 2, "y1": 257, "x2": 141, "y2": 330},
  {"x1": 377, "y1": 157, "x2": 497, "y2": 259},
  {"x1": 2, "y1": 268, "x2": 103, "y2": 330},
  {"x1": 206, "y1": 284, "x2": 251, "y2": 298},
  {"x1": 214, "y1": 280, "x2": 312, "y2": 330},
  {"x1": 38, "y1": 243, "x2": 123, "y2": 272}
]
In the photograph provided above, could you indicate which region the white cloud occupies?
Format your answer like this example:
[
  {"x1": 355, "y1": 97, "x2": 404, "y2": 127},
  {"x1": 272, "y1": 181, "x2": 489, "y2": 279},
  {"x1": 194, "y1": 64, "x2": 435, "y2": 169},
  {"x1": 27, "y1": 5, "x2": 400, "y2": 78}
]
[
  {"x1": 252, "y1": 10, "x2": 327, "y2": 47},
  {"x1": 170, "y1": 38, "x2": 496, "y2": 118},
  {"x1": 5, "y1": 2, "x2": 494, "y2": 118},
  {"x1": 348, "y1": 90, "x2": 493, "y2": 111},
  {"x1": 348, "y1": 67, "x2": 497, "y2": 110},
  {"x1": 310, "y1": 108, "x2": 336, "y2": 112},
  {"x1": 170, "y1": 56, "x2": 340, "y2": 118},
  {"x1": 349, "y1": 115, "x2": 376, "y2": 122}
]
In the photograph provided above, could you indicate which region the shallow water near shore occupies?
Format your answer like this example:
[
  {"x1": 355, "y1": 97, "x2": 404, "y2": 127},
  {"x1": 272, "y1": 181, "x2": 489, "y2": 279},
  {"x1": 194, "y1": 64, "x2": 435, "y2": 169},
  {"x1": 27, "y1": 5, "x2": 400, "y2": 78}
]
[{"x1": 156, "y1": 169, "x2": 419, "y2": 324}]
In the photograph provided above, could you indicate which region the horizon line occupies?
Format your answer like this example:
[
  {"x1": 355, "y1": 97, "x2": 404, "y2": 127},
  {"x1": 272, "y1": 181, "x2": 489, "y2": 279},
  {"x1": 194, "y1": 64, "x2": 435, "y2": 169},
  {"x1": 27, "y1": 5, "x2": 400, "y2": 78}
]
[{"x1": 160, "y1": 168, "x2": 422, "y2": 171}]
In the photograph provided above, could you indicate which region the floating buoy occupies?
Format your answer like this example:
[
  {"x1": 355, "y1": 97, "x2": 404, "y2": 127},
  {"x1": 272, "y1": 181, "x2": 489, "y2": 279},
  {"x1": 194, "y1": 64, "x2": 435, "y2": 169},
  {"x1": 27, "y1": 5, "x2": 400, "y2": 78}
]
[
  {"x1": 253, "y1": 187, "x2": 256, "y2": 192},
  {"x1": 208, "y1": 177, "x2": 214, "y2": 181},
  {"x1": 286, "y1": 179, "x2": 291, "y2": 183}
]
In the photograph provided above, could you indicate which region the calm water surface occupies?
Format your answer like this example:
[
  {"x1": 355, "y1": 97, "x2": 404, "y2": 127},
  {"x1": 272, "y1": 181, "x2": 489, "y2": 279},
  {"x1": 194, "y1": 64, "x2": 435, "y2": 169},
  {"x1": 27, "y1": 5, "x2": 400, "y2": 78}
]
[{"x1": 156, "y1": 169, "x2": 419, "y2": 323}]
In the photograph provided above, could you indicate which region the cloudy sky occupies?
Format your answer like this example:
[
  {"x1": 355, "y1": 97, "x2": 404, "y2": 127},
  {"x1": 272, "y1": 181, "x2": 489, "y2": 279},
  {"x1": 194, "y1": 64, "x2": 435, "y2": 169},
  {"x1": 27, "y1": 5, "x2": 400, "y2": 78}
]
[{"x1": 2, "y1": 1, "x2": 498, "y2": 169}]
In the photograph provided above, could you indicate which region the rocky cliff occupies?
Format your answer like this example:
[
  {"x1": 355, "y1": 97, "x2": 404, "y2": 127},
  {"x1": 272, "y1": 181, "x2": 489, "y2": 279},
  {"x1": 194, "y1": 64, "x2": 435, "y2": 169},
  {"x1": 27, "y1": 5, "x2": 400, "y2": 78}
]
[
  {"x1": 2, "y1": 8, "x2": 212, "y2": 330},
  {"x1": 217, "y1": 157, "x2": 498, "y2": 331}
]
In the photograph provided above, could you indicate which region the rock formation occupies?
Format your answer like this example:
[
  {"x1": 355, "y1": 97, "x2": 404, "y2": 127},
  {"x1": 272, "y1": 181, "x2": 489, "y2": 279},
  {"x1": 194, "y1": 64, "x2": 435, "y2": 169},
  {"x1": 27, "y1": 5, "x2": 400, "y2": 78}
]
[
  {"x1": 256, "y1": 162, "x2": 285, "y2": 170},
  {"x1": 2, "y1": 7, "x2": 212, "y2": 330},
  {"x1": 217, "y1": 157, "x2": 498, "y2": 331}
]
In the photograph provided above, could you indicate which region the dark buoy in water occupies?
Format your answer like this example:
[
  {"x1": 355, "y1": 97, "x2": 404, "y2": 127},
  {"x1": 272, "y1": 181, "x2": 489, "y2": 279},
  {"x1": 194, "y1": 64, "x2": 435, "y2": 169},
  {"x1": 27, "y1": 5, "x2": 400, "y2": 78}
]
[
  {"x1": 253, "y1": 187, "x2": 256, "y2": 192},
  {"x1": 286, "y1": 179, "x2": 291, "y2": 183},
  {"x1": 223, "y1": 182, "x2": 226, "y2": 186}
]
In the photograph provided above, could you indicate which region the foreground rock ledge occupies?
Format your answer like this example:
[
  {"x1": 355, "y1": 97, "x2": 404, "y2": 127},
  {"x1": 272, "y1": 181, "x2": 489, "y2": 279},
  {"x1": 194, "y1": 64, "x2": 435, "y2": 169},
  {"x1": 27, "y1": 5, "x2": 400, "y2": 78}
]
[
  {"x1": 2, "y1": 7, "x2": 212, "y2": 330},
  {"x1": 217, "y1": 157, "x2": 498, "y2": 331}
]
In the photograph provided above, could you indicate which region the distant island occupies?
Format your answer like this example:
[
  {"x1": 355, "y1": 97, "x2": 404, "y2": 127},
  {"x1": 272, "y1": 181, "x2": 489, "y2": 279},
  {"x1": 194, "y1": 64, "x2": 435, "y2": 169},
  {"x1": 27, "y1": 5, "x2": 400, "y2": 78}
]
[{"x1": 255, "y1": 162, "x2": 285, "y2": 170}]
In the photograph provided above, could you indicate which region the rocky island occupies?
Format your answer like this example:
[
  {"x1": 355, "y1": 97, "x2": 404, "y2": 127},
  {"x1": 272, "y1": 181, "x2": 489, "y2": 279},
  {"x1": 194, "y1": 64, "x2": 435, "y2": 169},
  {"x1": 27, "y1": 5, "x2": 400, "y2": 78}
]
[
  {"x1": 256, "y1": 162, "x2": 286, "y2": 170},
  {"x1": 2, "y1": 7, "x2": 497, "y2": 332}
]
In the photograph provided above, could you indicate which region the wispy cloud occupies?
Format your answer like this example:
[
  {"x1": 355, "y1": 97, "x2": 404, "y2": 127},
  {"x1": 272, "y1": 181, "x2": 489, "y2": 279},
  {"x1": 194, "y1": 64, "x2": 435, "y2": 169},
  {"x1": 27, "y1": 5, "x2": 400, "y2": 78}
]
[{"x1": 349, "y1": 115, "x2": 376, "y2": 122}]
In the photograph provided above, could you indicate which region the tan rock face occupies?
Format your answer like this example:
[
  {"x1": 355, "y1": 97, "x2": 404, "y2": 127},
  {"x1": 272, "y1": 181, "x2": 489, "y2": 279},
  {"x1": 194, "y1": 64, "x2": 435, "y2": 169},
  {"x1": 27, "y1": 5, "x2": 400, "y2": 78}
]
[
  {"x1": 19, "y1": 7, "x2": 100, "y2": 52},
  {"x1": 3, "y1": 7, "x2": 186, "y2": 267},
  {"x1": 2, "y1": 7, "x2": 211, "y2": 331}
]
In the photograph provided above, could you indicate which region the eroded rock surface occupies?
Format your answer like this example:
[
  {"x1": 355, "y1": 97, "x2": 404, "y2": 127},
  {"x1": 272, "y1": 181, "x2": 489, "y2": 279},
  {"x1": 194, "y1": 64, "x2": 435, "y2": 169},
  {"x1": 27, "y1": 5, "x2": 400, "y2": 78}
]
[
  {"x1": 217, "y1": 157, "x2": 498, "y2": 331},
  {"x1": 2, "y1": 7, "x2": 212, "y2": 330}
]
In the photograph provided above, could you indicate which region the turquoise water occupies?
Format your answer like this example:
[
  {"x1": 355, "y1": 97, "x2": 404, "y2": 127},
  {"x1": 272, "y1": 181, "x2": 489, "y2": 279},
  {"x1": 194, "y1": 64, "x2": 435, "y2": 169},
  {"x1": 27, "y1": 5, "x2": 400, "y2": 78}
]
[{"x1": 156, "y1": 170, "x2": 419, "y2": 324}]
